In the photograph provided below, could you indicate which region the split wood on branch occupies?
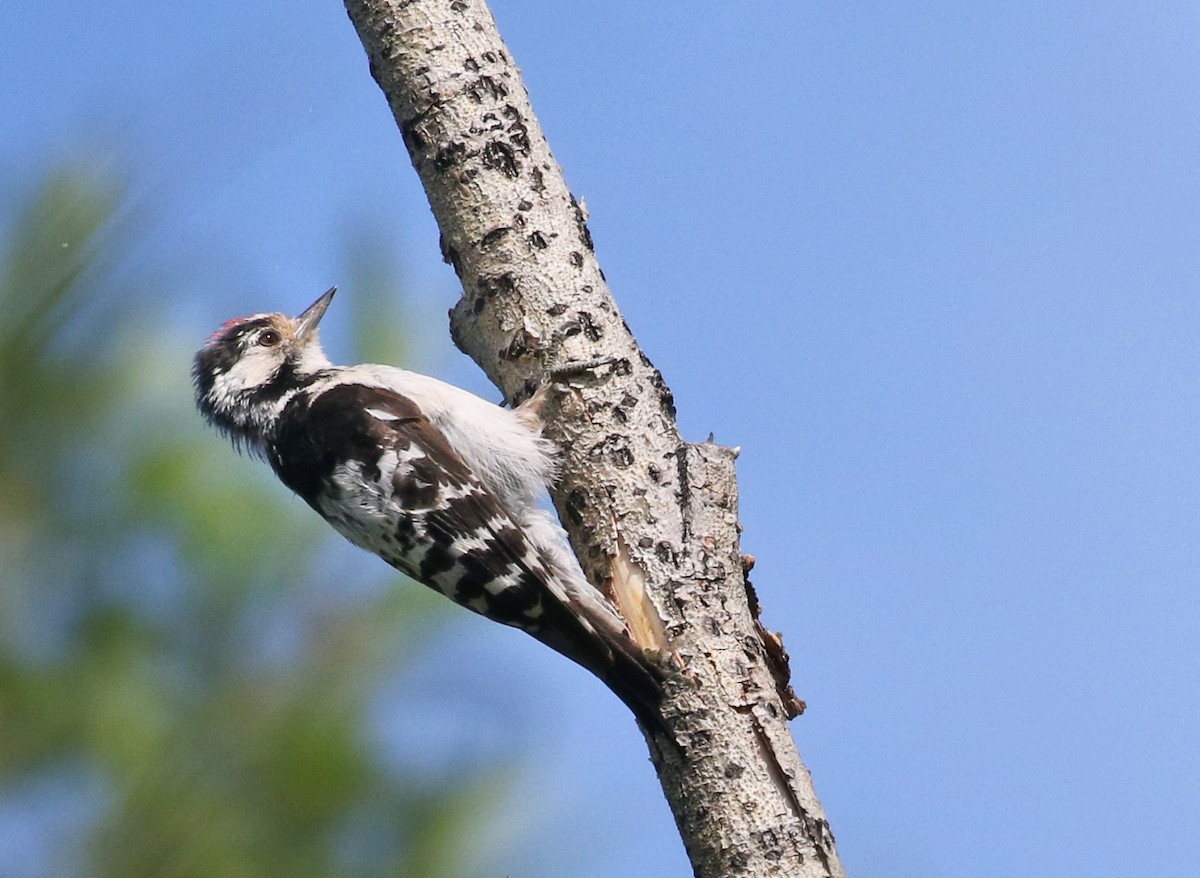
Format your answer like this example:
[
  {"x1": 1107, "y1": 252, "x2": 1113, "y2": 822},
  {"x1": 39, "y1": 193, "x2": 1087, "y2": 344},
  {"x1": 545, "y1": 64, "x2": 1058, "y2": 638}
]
[{"x1": 343, "y1": 1, "x2": 845, "y2": 875}]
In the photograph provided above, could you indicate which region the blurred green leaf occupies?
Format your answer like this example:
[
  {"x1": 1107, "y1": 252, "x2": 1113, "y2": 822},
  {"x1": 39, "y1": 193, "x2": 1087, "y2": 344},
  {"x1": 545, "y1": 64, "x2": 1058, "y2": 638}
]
[{"x1": 0, "y1": 159, "x2": 520, "y2": 878}]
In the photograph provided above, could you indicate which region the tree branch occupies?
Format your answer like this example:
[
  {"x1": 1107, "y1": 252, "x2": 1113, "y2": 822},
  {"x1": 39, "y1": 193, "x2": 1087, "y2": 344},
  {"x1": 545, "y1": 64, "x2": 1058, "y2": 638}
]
[{"x1": 343, "y1": 1, "x2": 844, "y2": 874}]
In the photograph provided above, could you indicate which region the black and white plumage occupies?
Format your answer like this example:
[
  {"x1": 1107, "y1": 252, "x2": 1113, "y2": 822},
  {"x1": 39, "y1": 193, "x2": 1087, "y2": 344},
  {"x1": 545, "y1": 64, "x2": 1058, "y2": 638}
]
[{"x1": 193, "y1": 288, "x2": 663, "y2": 725}]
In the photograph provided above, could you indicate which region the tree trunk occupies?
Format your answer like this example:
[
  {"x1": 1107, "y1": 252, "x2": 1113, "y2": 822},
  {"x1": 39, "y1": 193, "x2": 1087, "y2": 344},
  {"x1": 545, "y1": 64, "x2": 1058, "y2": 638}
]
[{"x1": 342, "y1": 1, "x2": 845, "y2": 875}]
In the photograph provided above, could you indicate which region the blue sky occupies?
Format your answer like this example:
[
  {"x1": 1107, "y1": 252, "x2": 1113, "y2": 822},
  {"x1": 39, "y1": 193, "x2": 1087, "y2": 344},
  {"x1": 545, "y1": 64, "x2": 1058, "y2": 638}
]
[{"x1": 5, "y1": 2, "x2": 1200, "y2": 875}]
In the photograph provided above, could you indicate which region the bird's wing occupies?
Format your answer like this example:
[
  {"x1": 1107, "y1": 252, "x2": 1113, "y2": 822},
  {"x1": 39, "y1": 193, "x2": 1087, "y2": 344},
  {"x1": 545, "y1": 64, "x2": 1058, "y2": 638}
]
[
  {"x1": 275, "y1": 381, "x2": 665, "y2": 728},
  {"x1": 292, "y1": 381, "x2": 592, "y2": 633}
]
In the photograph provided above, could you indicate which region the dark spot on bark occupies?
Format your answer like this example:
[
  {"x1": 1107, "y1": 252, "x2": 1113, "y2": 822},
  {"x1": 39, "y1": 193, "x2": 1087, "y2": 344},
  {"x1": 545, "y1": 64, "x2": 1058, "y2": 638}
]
[
  {"x1": 504, "y1": 108, "x2": 531, "y2": 153},
  {"x1": 660, "y1": 386, "x2": 677, "y2": 420},
  {"x1": 400, "y1": 118, "x2": 426, "y2": 153},
  {"x1": 638, "y1": 536, "x2": 654, "y2": 549},
  {"x1": 565, "y1": 489, "x2": 587, "y2": 526},
  {"x1": 573, "y1": 201, "x2": 594, "y2": 250},
  {"x1": 530, "y1": 166, "x2": 545, "y2": 194},
  {"x1": 518, "y1": 199, "x2": 533, "y2": 211},
  {"x1": 503, "y1": 330, "x2": 538, "y2": 361},
  {"x1": 647, "y1": 464, "x2": 662, "y2": 484},
  {"x1": 675, "y1": 449, "x2": 691, "y2": 538},
  {"x1": 569, "y1": 251, "x2": 584, "y2": 268},
  {"x1": 655, "y1": 541, "x2": 674, "y2": 564},
  {"x1": 450, "y1": 0, "x2": 467, "y2": 11},
  {"x1": 725, "y1": 762, "x2": 745, "y2": 779},
  {"x1": 472, "y1": 74, "x2": 506, "y2": 100},
  {"x1": 546, "y1": 303, "x2": 567, "y2": 317},
  {"x1": 482, "y1": 140, "x2": 520, "y2": 178},
  {"x1": 611, "y1": 406, "x2": 627, "y2": 424},
  {"x1": 648, "y1": 368, "x2": 676, "y2": 420},
  {"x1": 439, "y1": 234, "x2": 462, "y2": 276},
  {"x1": 578, "y1": 311, "x2": 602, "y2": 341},
  {"x1": 753, "y1": 830, "x2": 782, "y2": 859},
  {"x1": 612, "y1": 358, "x2": 632, "y2": 377},
  {"x1": 528, "y1": 230, "x2": 548, "y2": 249},
  {"x1": 475, "y1": 110, "x2": 502, "y2": 135},
  {"x1": 434, "y1": 141, "x2": 467, "y2": 171},
  {"x1": 477, "y1": 272, "x2": 517, "y2": 300},
  {"x1": 472, "y1": 295, "x2": 486, "y2": 314},
  {"x1": 589, "y1": 435, "x2": 632, "y2": 468},
  {"x1": 480, "y1": 226, "x2": 510, "y2": 250},
  {"x1": 463, "y1": 57, "x2": 480, "y2": 72},
  {"x1": 482, "y1": 51, "x2": 497, "y2": 63}
]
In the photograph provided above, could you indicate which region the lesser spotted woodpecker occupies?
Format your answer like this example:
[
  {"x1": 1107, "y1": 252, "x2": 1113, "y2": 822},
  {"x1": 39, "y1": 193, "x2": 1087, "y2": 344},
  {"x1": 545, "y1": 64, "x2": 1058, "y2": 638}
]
[{"x1": 193, "y1": 288, "x2": 664, "y2": 728}]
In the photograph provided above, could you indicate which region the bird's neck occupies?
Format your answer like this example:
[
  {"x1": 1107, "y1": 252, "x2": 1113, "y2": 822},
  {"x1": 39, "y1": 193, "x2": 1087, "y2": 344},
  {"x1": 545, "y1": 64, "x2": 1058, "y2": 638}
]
[{"x1": 210, "y1": 360, "x2": 336, "y2": 455}]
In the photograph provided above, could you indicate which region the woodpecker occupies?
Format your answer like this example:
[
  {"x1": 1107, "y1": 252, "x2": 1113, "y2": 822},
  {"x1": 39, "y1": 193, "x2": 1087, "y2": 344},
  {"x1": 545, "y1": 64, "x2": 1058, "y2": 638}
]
[{"x1": 193, "y1": 287, "x2": 664, "y2": 728}]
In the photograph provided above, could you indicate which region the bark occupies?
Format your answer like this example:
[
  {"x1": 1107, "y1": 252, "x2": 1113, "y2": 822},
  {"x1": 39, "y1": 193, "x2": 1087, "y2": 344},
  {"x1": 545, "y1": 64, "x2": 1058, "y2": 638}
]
[{"x1": 342, "y1": 1, "x2": 845, "y2": 875}]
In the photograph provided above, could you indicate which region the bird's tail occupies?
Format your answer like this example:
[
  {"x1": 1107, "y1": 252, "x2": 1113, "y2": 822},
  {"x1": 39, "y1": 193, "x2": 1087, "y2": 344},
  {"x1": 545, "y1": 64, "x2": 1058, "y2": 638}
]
[
  {"x1": 531, "y1": 601, "x2": 670, "y2": 739},
  {"x1": 518, "y1": 505, "x2": 672, "y2": 737}
]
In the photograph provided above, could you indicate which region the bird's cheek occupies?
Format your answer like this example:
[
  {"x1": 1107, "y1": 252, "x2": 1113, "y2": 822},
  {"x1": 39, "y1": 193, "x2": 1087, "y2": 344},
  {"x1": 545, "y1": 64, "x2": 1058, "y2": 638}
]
[{"x1": 230, "y1": 352, "x2": 280, "y2": 389}]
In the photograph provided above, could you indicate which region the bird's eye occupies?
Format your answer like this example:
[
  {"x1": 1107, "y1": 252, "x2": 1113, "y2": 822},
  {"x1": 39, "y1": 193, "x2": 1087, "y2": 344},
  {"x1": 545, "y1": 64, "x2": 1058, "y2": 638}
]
[{"x1": 258, "y1": 330, "x2": 281, "y2": 347}]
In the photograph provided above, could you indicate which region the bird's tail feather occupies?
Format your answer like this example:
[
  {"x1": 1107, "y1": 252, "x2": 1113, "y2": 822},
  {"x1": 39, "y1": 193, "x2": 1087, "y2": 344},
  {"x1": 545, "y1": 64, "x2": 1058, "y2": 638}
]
[{"x1": 531, "y1": 600, "x2": 670, "y2": 739}]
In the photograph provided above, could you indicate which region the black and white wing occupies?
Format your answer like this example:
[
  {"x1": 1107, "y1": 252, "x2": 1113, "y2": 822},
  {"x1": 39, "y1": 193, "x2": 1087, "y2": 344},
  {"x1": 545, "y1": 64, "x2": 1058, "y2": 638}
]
[{"x1": 269, "y1": 381, "x2": 663, "y2": 723}]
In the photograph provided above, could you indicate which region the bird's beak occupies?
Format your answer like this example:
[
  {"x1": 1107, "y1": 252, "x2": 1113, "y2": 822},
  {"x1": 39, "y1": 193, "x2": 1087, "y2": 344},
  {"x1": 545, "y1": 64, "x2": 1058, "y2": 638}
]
[{"x1": 295, "y1": 287, "x2": 336, "y2": 341}]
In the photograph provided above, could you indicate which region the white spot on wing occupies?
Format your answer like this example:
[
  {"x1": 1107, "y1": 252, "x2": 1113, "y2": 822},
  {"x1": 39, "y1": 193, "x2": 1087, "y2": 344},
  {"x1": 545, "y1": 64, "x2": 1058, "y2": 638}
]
[
  {"x1": 442, "y1": 481, "x2": 485, "y2": 500},
  {"x1": 484, "y1": 566, "x2": 524, "y2": 595},
  {"x1": 450, "y1": 533, "x2": 493, "y2": 555},
  {"x1": 366, "y1": 407, "x2": 400, "y2": 421}
]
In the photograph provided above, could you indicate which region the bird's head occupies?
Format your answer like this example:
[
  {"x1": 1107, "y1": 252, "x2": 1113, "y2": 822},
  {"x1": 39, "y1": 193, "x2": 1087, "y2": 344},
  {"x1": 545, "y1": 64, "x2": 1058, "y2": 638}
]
[{"x1": 193, "y1": 287, "x2": 336, "y2": 450}]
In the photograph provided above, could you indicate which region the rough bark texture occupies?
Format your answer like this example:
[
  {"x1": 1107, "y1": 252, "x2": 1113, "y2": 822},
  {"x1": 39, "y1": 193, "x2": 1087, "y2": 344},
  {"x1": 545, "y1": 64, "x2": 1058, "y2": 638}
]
[{"x1": 342, "y1": 1, "x2": 845, "y2": 875}]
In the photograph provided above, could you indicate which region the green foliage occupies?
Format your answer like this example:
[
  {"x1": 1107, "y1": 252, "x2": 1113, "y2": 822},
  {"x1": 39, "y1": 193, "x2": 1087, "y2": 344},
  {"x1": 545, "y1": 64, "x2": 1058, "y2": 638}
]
[{"x1": 0, "y1": 164, "x2": 512, "y2": 878}]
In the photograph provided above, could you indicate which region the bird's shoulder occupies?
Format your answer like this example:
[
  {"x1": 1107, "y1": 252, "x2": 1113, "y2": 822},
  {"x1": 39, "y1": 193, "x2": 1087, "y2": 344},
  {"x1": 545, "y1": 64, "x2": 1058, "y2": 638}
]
[
  {"x1": 268, "y1": 377, "x2": 445, "y2": 501},
  {"x1": 274, "y1": 376, "x2": 559, "y2": 622}
]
